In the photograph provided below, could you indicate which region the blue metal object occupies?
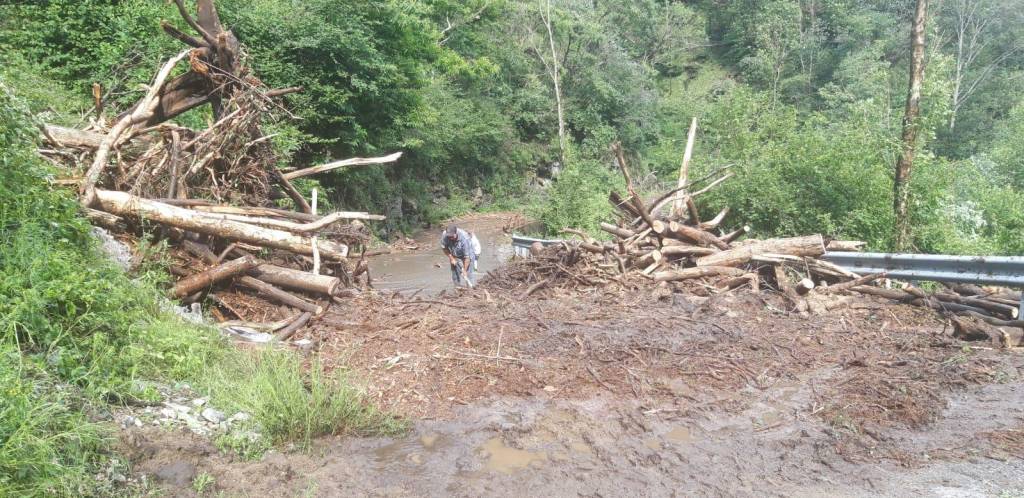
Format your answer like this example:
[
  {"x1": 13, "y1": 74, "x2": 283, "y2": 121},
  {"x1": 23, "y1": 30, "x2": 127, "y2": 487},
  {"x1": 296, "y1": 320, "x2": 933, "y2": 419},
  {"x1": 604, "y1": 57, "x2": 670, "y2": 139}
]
[{"x1": 511, "y1": 234, "x2": 564, "y2": 258}]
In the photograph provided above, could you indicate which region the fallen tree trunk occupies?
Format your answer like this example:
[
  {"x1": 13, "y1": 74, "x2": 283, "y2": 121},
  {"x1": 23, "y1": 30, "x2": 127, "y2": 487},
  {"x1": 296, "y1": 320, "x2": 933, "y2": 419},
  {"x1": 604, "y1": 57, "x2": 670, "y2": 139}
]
[
  {"x1": 282, "y1": 152, "x2": 402, "y2": 180},
  {"x1": 237, "y1": 276, "x2": 321, "y2": 313},
  {"x1": 951, "y1": 315, "x2": 1023, "y2": 348},
  {"x1": 698, "y1": 207, "x2": 729, "y2": 230},
  {"x1": 654, "y1": 221, "x2": 730, "y2": 250},
  {"x1": 722, "y1": 225, "x2": 750, "y2": 244},
  {"x1": 826, "y1": 240, "x2": 867, "y2": 252},
  {"x1": 934, "y1": 292, "x2": 1019, "y2": 319},
  {"x1": 821, "y1": 272, "x2": 886, "y2": 294},
  {"x1": 171, "y1": 255, "x2": 257, "y2": 298},
  {"x1": 275, "y1": 312, "x2": 313, "y2": 341},
  {"x1": 189, "y1": 209, "x2": 384, "y2": 233},
  {"x1": 250, "y1": 264, "x2": 341, "y2": 296},
  {"x1": 95, "y1": 190, "x2": 348, "y2": 260},
  {"x1": 600, "y1": 222, "x2": 634, "y2": 239},
  {"x1": 696, "y1": 234, "x2": 825, "y2": 267},
  {"x1": 652, "y1": 265, "x2": 746, "y2": 282},
  {"x1": 83, "y1": 208, "x2": 127, "y2": 231},
  {"x1": 190, "y1": 204, "x2": 318, "y2": 222},
  {"x1": 43, "y1": 125, "x2": 105, "y2": 148},
  {"x1": 659, "y1": 245, "x2": 717, "y2": 258}
]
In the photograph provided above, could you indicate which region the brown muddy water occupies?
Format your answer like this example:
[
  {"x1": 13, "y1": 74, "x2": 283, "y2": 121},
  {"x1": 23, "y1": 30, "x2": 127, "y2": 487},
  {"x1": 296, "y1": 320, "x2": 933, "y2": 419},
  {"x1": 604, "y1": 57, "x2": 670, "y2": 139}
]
[{"x1": 370, "y1": 215, "x2": 517, "y2": 294}]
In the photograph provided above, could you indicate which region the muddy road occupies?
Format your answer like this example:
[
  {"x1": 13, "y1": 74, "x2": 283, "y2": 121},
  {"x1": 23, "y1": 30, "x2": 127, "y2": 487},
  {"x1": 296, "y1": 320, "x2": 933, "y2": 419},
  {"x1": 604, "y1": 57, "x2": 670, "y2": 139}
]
[{"x1": 127, "y1": 276, "x2": 1024, "y2": 497}]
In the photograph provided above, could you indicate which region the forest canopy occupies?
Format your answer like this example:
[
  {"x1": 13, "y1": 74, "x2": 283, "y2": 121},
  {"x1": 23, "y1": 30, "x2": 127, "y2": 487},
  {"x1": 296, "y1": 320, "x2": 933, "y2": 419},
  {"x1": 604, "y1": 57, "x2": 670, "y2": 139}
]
[{"x1": 1, "y1": 0, "x2": 1022, "y2": 254}]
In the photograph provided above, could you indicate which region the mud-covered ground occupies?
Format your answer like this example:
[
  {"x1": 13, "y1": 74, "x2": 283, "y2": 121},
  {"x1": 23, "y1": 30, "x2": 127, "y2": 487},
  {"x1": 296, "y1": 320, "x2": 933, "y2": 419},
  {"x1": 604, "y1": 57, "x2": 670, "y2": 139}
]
[{"x1": 125, "y1": 278, "x2": 1024, "y2": 497}]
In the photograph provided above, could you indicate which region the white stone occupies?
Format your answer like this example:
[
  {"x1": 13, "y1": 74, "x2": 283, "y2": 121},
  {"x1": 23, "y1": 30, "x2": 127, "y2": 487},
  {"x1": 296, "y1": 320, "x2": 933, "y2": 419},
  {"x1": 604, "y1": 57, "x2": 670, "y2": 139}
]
[{"x1": 201, "y1": 408, "x2": 226, "y2": 424}]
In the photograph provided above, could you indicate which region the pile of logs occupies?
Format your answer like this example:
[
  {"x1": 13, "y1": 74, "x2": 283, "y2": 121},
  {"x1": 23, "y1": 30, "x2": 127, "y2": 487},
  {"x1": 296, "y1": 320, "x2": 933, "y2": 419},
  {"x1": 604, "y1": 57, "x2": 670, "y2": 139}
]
[
  {"x1": 551, "y1": 123, "x2": 1021, "y2": 345},
  {"x1": 37, "y1": 0, "x2": 399, "y2": 341}
]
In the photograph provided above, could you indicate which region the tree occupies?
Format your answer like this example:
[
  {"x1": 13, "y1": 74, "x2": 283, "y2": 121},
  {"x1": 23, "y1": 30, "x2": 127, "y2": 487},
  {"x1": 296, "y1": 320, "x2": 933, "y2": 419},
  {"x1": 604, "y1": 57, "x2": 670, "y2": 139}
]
[
  {"x1": 946, "y1": 0, "x2": 1023, "y2": 130},
  {"x1": 539, "y1": 0, "x2": 567, "y2": 164},
  {"x1": 894, "y1": 0, "x2": 929, "y2": 252}
]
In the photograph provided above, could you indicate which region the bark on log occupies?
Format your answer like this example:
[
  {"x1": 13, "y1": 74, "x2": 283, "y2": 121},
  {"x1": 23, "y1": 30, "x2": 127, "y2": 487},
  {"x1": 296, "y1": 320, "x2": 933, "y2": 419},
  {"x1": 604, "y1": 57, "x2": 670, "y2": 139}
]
[
  {"x1": 190, "y1": 204, "x2": 318, "y2": 222},
  {"x1": 282, "y1": 152, "x2": 402, "y2": 181},
  {"x1": 685, "y1": 197, "x2": 701, "y2": 225},
  {"x1": 665, "y1": 221, "x2": 730, "y2": 250},
  {"x1": 671, "y1": 117, "x2": 697, "y2": 218},
  {"x1": 271, "y1": 170, "x2": 313, "y2": 214},
  {"x1": 934, "y1": 292, "x2": 1019, "y2": 319},
  {"x1": 821, "y1": 272, "x2": 886, "y2": 294},
  {"x1": 722, "y1": 225, "x2": 750, "y2": 244},
  {"x1": 275, "y1": 312, "x2": 313, "y2": 341},
  {"x1": 699, "y1": 208, "x2": 729, "y2": 230},
  {"x1": 250, "y1": 264, "x2": 341, "y2": 296},
  {"x1": 600, "y1": 222, "x2": 635, "y2": 239},
  {"x1": 696, "y1": 235, "x2": 825, "y2": 267},
  {"x1": 189, "y1": 210, "x2": 384, "y2": 233},
  {"x1": 634, "y1": 250, "x2": 662, "y2": 269},
  {"x1": 652, "y1": 266, "x2": 746, "y2": 282},
  {"x1": 83, "y1": 207, "x2": 127, "y2": 231},
  {"x1": 237, "y1": 276, "x2": 321, "y2": 313},
  {"x1": 171, "y1": 255, "x2": 257, "y2": 298},
  {"x1": 43, "y1": 125, "x2": 105, "y2": 148},
  {"x1": 659, "y1": 245, "x2": 717, "y2": 258},
  {"x1": 951, "y1": 315, "x2": 1023, "y2": 347},
  {"x1": 96, "y1": 190, "x2": 348, "y2": 260},
  {"x1": 826, "y1": 240, "x2": 867, "y2": 252}
]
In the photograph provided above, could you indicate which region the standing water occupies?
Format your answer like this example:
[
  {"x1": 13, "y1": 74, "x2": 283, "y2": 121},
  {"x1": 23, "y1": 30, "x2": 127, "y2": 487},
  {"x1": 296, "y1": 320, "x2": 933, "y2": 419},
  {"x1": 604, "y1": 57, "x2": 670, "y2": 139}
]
[{"x1": 370, "y1": 214, "x2": 519, "y2": 294}]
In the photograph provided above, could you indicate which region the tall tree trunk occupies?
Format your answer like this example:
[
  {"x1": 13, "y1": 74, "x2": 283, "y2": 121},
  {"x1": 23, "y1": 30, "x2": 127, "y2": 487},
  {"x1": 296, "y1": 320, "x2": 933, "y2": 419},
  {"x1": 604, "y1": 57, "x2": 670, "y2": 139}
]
[
  {"x1": 541, "y1": 0, "x2": 566, "y2": 164},
  {"x1": 894, "y1": 0, "x2": 929, "y2": 252}
]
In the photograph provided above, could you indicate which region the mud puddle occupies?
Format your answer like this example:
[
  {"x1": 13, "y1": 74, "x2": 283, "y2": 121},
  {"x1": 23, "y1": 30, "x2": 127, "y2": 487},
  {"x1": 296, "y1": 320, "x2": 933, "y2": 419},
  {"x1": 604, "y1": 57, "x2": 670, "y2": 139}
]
[
  {"x1": 128, "y1": 377, "x2": 1024, "y2": 497},
  {"x1": 371, "y1": 213, "x2": 518, "y2": 294}
]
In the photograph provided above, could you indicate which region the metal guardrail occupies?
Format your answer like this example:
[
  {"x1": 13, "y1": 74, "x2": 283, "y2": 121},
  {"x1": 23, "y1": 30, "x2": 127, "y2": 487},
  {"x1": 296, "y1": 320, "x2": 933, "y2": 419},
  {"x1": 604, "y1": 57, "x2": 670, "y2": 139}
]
[
  {"x1": 820, "y1": 252, "x2": 1024, "y2": 287},
  {"x1": 511, "y1": 234, "x2": 565, "y2": 258}
]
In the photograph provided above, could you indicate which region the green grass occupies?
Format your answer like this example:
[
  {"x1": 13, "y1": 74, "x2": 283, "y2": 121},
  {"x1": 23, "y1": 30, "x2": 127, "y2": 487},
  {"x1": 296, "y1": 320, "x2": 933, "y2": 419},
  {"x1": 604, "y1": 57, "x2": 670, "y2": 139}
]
[{"x1": 0, "y1": 76, "x2": 399, "y2": 495}]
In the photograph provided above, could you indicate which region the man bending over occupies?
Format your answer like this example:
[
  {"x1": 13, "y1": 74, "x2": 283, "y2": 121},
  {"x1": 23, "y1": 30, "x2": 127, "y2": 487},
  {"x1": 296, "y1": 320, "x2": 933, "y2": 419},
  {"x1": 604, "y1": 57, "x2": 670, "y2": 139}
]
[{"x1": 441, "y1": 225, "x2": 476, "y2": 287}]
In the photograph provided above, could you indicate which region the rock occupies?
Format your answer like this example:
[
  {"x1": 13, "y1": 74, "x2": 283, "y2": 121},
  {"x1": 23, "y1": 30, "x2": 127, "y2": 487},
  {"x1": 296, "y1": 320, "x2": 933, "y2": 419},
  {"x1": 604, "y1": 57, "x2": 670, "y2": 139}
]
[
  {"x1": 153, "y1": 460, "x2": 196, "y2": 486},
  {"x1": 191, "y1": 398, "x2": 208, "y2": 407},
  {"x1": 163, "y1": 401, "x2": 191, "y2": 414},
  {"x1": 201, "y1": 408, "x2": 226, "y2": 424},
  {"x1": 91, "y1": 226, "x2": 132, "y2": 270},
  {"x1": 229, "y1": 412, "x2": 251, "y2": 424}
]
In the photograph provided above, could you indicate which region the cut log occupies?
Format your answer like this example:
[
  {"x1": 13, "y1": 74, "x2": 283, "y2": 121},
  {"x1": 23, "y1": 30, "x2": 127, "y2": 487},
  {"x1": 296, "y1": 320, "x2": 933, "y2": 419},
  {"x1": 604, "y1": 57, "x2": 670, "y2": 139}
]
[
  {"x1": 633, "y1": 250, "x2": 663, "y2": 269},
  {"x1": 934, "y1": 292, "x2": 1019, "y2": 319},
  {"x1": 83, "y1": 207, "x2": 127, "y2": 231},
  {"x1": 43, "y1": 125, "x2": 105, "y2": 148},
  {"x1": 250, "y1": 264, "x2": 341, "y2": 296},
  {"x1": 95, "y1": 190, "x2": 348, "y2": 260},
  {"x1": 282, "y1": 152, "x2": 402, "y2": 180},
  {"x1": 821, "y1": 272, "x2": 886, "y2": 294},
  {"x1": 171, "y1": 255, "x2": 257, "y2": 298},
  {"x1": 275, "y1": 312, "x2": 313, "y2": 341},
  {"x1": 665, "y1": 221, "x2": 730, "y2": 250},
  {"x1": 722, "y1": 225, "x2": 750, "y2": 243},
  {"x1": 951, "y1": 315, "x2": 1023, "y2": 348},
  {"x1": 652, "y1": 266, "x2": 746, "y2": 283},
  {"x1": 659, "y1": 245, "x2": 717, "y2": 258},
  {"x1": 826, "y1": 240, "x2": 867, "y2": 252},
  {"x1": 600, "y1": 222, "x2": 634, "y2": 239},
  {"x1": 237, "y1": 276, "x2": 321, "y2": 313},
  {"x1": 796, "y1": 278, "x2": 815, "y2": 295},
  {"x1": 696, "y1": 235, "x2": 825, "y2": 268}
]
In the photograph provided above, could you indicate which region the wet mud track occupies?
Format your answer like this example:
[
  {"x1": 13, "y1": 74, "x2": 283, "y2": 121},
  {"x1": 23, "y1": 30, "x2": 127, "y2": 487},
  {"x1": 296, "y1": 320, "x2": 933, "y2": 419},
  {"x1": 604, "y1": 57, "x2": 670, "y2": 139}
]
[{"x1": 129, "y1": 284, "x2": 1024, "y2": 497}]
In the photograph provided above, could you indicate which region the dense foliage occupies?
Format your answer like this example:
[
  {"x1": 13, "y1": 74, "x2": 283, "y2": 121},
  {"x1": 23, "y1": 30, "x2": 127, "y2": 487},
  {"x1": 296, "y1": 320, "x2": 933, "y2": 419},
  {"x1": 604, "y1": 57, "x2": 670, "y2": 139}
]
[{"x1": 1, "y1": 0, "x2": 1021, "y2": 250}]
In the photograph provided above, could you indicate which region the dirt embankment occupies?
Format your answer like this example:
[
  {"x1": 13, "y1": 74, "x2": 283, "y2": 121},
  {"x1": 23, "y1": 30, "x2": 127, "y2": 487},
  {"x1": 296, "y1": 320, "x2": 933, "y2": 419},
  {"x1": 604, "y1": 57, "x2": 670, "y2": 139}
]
[{"x1": 125, "y1": 275, "x2": 1024, "y2": 497}]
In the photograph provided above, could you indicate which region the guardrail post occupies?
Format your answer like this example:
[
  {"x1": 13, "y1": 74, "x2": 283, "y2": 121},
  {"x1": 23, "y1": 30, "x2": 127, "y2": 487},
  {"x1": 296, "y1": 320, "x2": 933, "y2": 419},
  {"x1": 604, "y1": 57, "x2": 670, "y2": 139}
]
[{"x1": 1019, "y1": 290, "x2": 1024, "y2": 320}]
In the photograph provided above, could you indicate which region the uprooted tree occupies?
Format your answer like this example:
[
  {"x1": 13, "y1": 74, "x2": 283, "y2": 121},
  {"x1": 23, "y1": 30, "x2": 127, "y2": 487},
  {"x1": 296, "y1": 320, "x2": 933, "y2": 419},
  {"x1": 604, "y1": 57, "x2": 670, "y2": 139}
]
[{"x1": 38, "y1": 0, "x2": 401, "y2": 341}]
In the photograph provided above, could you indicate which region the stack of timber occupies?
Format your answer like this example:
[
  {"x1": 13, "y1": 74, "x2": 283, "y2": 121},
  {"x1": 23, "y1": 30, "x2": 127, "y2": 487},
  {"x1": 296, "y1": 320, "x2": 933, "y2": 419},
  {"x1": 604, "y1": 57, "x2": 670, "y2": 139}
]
[{"x1": 36, "y1": 0, "x2": 400, "y2": 342}]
